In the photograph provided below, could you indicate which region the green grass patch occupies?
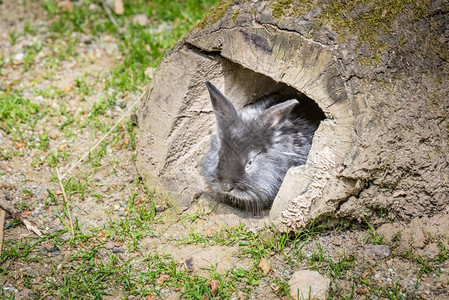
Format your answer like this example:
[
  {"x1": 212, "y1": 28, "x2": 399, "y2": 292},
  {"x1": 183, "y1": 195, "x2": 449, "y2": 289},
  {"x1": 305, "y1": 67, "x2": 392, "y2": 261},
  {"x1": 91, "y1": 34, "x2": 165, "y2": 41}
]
[
  {"x1": 0, "y1": 92, "x2": 39, "y2": 136},
  {"x1": 43, "y1": 0, "x2": 219, "y2": 93}
]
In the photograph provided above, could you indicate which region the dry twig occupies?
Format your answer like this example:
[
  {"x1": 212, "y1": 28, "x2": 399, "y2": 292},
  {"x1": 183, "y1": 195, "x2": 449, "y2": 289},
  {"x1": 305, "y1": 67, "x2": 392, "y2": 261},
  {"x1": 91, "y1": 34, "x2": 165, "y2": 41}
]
[
  {"x1": 0, "y1": 209, "x2": 5, "y2": 256},
  {"x1": 61, "y1": 92, "x2": 144, "y2": 180},
  {"x1": 0, "y1": 192, "x2": 43, "y2": 237},
  {"x1": 57, "y1": 168, "x2": 75, "y2": 239}
]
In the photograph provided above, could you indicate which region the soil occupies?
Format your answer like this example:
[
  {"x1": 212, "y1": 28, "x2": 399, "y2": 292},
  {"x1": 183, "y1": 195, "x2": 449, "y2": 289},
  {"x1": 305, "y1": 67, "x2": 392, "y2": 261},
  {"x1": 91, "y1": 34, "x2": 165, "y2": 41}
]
[{"x1": 1, "y1": 1, "x2": 448, "y2": 299}]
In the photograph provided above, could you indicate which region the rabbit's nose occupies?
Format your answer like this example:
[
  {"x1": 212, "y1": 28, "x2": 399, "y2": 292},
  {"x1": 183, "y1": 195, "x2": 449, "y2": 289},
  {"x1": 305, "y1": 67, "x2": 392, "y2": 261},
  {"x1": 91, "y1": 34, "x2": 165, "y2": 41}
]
[{"x1": 221, "y1": 183, "x2": 233, "y2": 192}]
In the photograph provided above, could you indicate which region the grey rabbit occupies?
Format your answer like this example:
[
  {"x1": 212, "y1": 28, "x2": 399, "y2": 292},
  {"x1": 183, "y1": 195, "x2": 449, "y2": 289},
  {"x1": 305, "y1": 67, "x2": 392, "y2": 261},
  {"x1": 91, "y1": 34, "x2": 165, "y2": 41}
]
[{"x1": 201, "y1": 81, "x2": 320, "y2": 213}]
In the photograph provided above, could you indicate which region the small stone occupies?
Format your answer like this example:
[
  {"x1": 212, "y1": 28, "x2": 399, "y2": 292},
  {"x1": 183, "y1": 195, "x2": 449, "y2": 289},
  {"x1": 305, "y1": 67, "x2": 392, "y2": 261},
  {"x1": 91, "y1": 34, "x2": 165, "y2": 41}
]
[
  {"x1": 145, "y1": 67, "x2": 156, "y2": 79},
  {"x1": 89, "y1": 3, "x2": 99, "y2": 11},
  {"x1": 258, "y1": 257, "x2": 271, "y2": 275},
  {"x1": 112, "y1": 247, "x2": 124, "y2": 253},
  {"x1": 117, "y1": 100, "x2": 127, "y2": 109},
  {"x1": 53, "y1": 217, "x2": 61, "y2": 226},
  {"x1": 46, "y1": 245, "x2": 59, "y2": 253},
  {"x1": 131, "y1": 114, "x2": 138, "y2": 125},
  {"x1": 13, "y1": 53, "x2": 24, "y2": 63},
  {"x1": 184, "y1": 258, "x2": 194, "y2": 272},
  {"x1": 105, "y1": 241, "x2": 115, "y2": 250},
  {"x1": 155, "y1": 205, "x2": 166, "y2": 212},
  {"x1": 364, "y1": 245, "x2": 391, "y2": 260},
  {"x1": 209, "y1": 279, "x2": 219, "y2": 295},
  {"x1": 5, "y1": 222, "x2": 14, "y2": 229},
  {"x1": 5, "y1": 193, "x2": 13, "y2": 201},
  {"x1": 132, "y1": 14, "x2": 149, "y2": 26},
  {"x1": 166, "y1": 292, "x2": 181, "y2": 300},
  {"x1": 289, "y1": 270, "x2": 330, "y2": 300}
]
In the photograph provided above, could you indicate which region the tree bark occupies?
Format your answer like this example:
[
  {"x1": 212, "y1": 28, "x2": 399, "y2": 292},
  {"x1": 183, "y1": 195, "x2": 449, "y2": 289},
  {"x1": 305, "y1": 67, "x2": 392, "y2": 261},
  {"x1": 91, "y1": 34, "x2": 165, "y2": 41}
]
[{"x1": 136, "y1": 0, "x2": 449, "y2": 231}]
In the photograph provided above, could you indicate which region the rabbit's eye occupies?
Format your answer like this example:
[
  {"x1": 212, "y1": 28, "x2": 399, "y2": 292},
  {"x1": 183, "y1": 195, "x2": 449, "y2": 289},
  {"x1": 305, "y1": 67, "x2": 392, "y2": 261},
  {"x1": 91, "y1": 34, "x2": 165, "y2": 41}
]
[{"x1": 245, "y1": 159, "x2": 253, "y2": 171}]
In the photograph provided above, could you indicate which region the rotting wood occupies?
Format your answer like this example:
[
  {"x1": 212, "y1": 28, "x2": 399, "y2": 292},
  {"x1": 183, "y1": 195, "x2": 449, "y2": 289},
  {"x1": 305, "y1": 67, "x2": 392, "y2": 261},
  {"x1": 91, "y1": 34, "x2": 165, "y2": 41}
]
[{"x1": 136, "y1": 0, "x2": 449, "y2": 231}]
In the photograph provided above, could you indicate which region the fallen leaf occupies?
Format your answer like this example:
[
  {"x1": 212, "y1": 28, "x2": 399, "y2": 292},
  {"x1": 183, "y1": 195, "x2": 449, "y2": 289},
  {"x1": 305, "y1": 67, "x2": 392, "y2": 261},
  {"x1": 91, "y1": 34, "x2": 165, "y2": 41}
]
[
  {"x1": 157, "y1": 274, "x2": 170, "y2": 285},
  {"x1": 361, "y1": 269, "x2": 371, "y2": 278},
  {"x1": 258, "y1": 257, "x2": 271, "y2": 275},
  {"x1": 357, "y1": 287, "x2": 368, "y2": 294},
  {"x1": 209, "y1": 280, "x2": 219, "y2": 295},
  {"x1": 58, "y1": 0, "x2": 73, "y2": 12},
  {"x1": 15, "y1": 142, "x2": 25, "y2": 150},
  {"x1": 63, "y1": 83, "x2": 74, "y2": 93}
]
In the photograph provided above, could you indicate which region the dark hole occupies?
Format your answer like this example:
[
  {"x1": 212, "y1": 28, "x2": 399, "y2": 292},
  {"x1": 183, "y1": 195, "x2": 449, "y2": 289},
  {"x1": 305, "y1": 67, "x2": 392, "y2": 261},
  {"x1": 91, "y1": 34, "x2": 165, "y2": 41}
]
[
  {"x1": 202, "y1": 59, "x2": 326, "y2": 213},
  {"x1": 220, "y1": 59, "x2": 326, "y2": 124}
]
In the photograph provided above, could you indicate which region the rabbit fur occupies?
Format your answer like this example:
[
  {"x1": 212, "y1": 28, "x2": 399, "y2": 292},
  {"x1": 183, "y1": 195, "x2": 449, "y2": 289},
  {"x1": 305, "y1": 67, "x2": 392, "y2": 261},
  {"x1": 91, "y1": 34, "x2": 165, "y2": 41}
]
[{"x1": 201, "y1": 82, "x2": 319, "y2": 212}]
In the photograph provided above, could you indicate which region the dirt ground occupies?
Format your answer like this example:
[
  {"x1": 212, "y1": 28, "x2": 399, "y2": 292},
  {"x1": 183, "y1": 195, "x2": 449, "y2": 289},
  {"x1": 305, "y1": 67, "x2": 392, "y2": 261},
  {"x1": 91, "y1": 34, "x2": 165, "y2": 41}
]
[{"x1": 0, "y1": 1, "x2": 448, "y2": 299}]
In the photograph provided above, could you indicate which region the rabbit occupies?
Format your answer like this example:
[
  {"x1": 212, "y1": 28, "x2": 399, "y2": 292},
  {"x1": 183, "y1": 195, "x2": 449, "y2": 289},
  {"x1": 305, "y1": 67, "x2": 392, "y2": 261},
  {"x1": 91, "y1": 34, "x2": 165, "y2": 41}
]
[{"x1": 201, "y1": 81, "x2": 320, "y2": 213}]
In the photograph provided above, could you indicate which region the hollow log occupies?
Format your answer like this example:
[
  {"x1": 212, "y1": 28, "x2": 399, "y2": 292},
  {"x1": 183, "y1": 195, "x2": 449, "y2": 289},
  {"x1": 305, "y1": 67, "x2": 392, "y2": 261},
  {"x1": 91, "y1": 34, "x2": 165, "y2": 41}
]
[{"x1": 136, "y1": 0, "x2": 449, "y2": 231}]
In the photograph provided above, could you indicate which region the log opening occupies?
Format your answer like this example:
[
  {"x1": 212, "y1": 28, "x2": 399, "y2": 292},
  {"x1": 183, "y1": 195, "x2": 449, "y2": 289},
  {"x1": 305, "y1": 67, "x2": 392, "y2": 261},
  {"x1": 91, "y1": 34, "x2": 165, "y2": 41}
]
[{"x1": 137, "y1": 16, "x2": 357, "y2": 231}]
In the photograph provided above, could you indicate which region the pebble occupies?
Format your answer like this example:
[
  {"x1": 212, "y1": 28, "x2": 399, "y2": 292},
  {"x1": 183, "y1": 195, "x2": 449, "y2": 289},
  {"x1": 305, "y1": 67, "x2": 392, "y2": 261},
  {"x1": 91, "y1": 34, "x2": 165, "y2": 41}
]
[
  {"x1": 5, "y1": 193, "x2": 13, "y2": 201},
  {"x1": 364, "y1": 244, "x2": 391, "y2": 260},
  {"x1": 132, "y1": 14, "x2": 150, "y2": 26},
  {"x1": 105, "y1": 241, "x2": 115, "y2": 249},
  {"x1": 117, "y1": 100, "x2": 127, "y2": 109},
  {"x1": 112, "y1": 247, "x2": 124, "y2": 254},
  {"x1": 13, "y1": 52, "x2": 24, "y2": 62},
  {"x1": 5, "y1": 221, "x2": 15, "y2": 229},
  {"x1": 155, "y1": 206, "x2": 166, "y2": 213},
  {"x1": 145, "y1": 67, "x2": 156, "y2": 79},
  {"x1": 46, "y1": 245, "x2": 59, "y2": 253},
  {"x1": 53, "y1": 218, "x2": 61, "y2": 226},
  {"x1": 289, "y1": 270, "x2": 330, "y2": 300}
]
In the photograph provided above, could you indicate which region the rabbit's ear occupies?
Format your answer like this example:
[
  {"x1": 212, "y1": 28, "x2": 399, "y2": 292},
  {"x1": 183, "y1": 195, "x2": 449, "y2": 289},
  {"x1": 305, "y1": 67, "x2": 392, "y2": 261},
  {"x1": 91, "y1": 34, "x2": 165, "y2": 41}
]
[
  {"x1": 259, "y1": 99, "x2": 298, "y2": 129},
  {"x1": 205, "y1": 82, "x2": 237, "y2": 127}
]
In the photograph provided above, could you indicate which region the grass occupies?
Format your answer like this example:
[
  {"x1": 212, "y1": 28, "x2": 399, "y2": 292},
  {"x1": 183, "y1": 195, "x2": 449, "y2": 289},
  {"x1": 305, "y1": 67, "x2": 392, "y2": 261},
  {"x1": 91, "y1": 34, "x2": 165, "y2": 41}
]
[{"x1": 0, "y1": 91, "x2": 39, "y2": 136}]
